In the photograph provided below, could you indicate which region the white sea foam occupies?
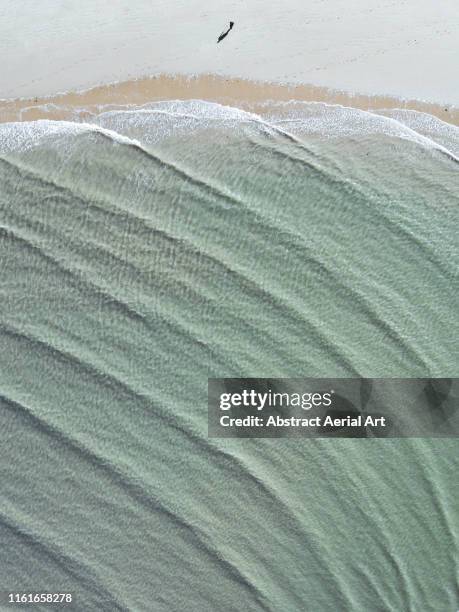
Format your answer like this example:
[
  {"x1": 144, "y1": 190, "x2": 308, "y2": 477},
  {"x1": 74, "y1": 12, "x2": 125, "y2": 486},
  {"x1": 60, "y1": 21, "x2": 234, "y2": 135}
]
[
  {"x1": 1, "y1": 100, "x2": 458, "y2": 163},
  {"x1": 374, "y1": 109, "x2": 459, "y2": 157}
]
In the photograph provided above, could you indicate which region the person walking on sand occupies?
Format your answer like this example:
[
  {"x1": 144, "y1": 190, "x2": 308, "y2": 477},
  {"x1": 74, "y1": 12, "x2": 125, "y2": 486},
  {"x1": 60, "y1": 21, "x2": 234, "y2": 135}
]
[{"x1": 217, "y1": 21, "x2": 234, "y2": 43}]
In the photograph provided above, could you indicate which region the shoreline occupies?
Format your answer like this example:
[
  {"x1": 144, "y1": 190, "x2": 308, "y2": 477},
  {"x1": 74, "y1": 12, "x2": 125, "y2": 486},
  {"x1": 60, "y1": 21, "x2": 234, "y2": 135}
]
[{"x1": 1, "y1": 74, "x2": 458, "y2": 126}]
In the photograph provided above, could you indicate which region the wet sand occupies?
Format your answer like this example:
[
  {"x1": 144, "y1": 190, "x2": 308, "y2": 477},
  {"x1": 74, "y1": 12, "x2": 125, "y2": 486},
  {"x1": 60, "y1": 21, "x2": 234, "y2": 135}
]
[{"x1": 1, "y1": 74, "x2": 457, "y2": 126}]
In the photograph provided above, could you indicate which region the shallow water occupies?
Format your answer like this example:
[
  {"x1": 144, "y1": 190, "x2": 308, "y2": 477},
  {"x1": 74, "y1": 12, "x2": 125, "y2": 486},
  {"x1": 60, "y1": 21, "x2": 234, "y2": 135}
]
[{"x1": 0, "y1": 101, "x2": 457, "y2": 610}]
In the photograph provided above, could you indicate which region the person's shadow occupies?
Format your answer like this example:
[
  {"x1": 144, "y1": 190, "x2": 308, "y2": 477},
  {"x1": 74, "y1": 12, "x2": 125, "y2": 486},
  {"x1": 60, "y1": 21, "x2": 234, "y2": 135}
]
[{"x1": 217, "y1": 21, "x2": 234, "y2": 43}]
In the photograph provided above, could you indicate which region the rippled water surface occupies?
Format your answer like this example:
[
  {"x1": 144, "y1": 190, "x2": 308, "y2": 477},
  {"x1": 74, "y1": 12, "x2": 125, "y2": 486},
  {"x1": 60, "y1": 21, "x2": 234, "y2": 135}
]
[{"x1": 0, "y1": 101, "x2": 457, "y2": 610}]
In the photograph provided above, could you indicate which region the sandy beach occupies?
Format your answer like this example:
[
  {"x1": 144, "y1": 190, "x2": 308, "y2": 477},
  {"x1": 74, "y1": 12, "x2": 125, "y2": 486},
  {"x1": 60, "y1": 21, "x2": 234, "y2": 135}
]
[
  {"x1": 1, "y1": 73, "x2": 458, "y2": 126},
  {"x1": 1, "y1": 0, "x2": 458, "y2": 106}
]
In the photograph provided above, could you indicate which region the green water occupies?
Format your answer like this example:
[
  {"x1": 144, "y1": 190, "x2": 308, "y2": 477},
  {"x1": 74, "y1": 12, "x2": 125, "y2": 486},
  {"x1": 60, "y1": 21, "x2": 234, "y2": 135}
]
[{"x1": 0, "y1": 101, "x2": 457, "y2": 610}]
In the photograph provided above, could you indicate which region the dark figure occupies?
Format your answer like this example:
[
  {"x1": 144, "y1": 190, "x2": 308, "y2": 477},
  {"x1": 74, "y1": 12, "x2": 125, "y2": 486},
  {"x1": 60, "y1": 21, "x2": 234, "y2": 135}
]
[{"x1": 217, "y1": 21, "x2": 234, "y2": 43}]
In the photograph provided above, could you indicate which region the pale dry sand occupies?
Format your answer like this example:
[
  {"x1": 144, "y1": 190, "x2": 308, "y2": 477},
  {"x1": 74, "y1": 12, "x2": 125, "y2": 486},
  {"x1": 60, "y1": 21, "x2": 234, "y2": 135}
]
[
  {"x1": 1, "y1": 74, "x2": 458, "y2": 126},
  {"x1": 1, "y1": 1, "x2": 458, "y2": 104}
]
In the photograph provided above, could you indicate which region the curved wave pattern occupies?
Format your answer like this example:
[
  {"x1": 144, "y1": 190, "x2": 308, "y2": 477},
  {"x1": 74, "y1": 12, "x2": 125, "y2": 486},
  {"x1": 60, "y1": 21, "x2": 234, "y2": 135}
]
[{"x1": 0, "y1": 101, "x2": 457, "y2": 611}]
